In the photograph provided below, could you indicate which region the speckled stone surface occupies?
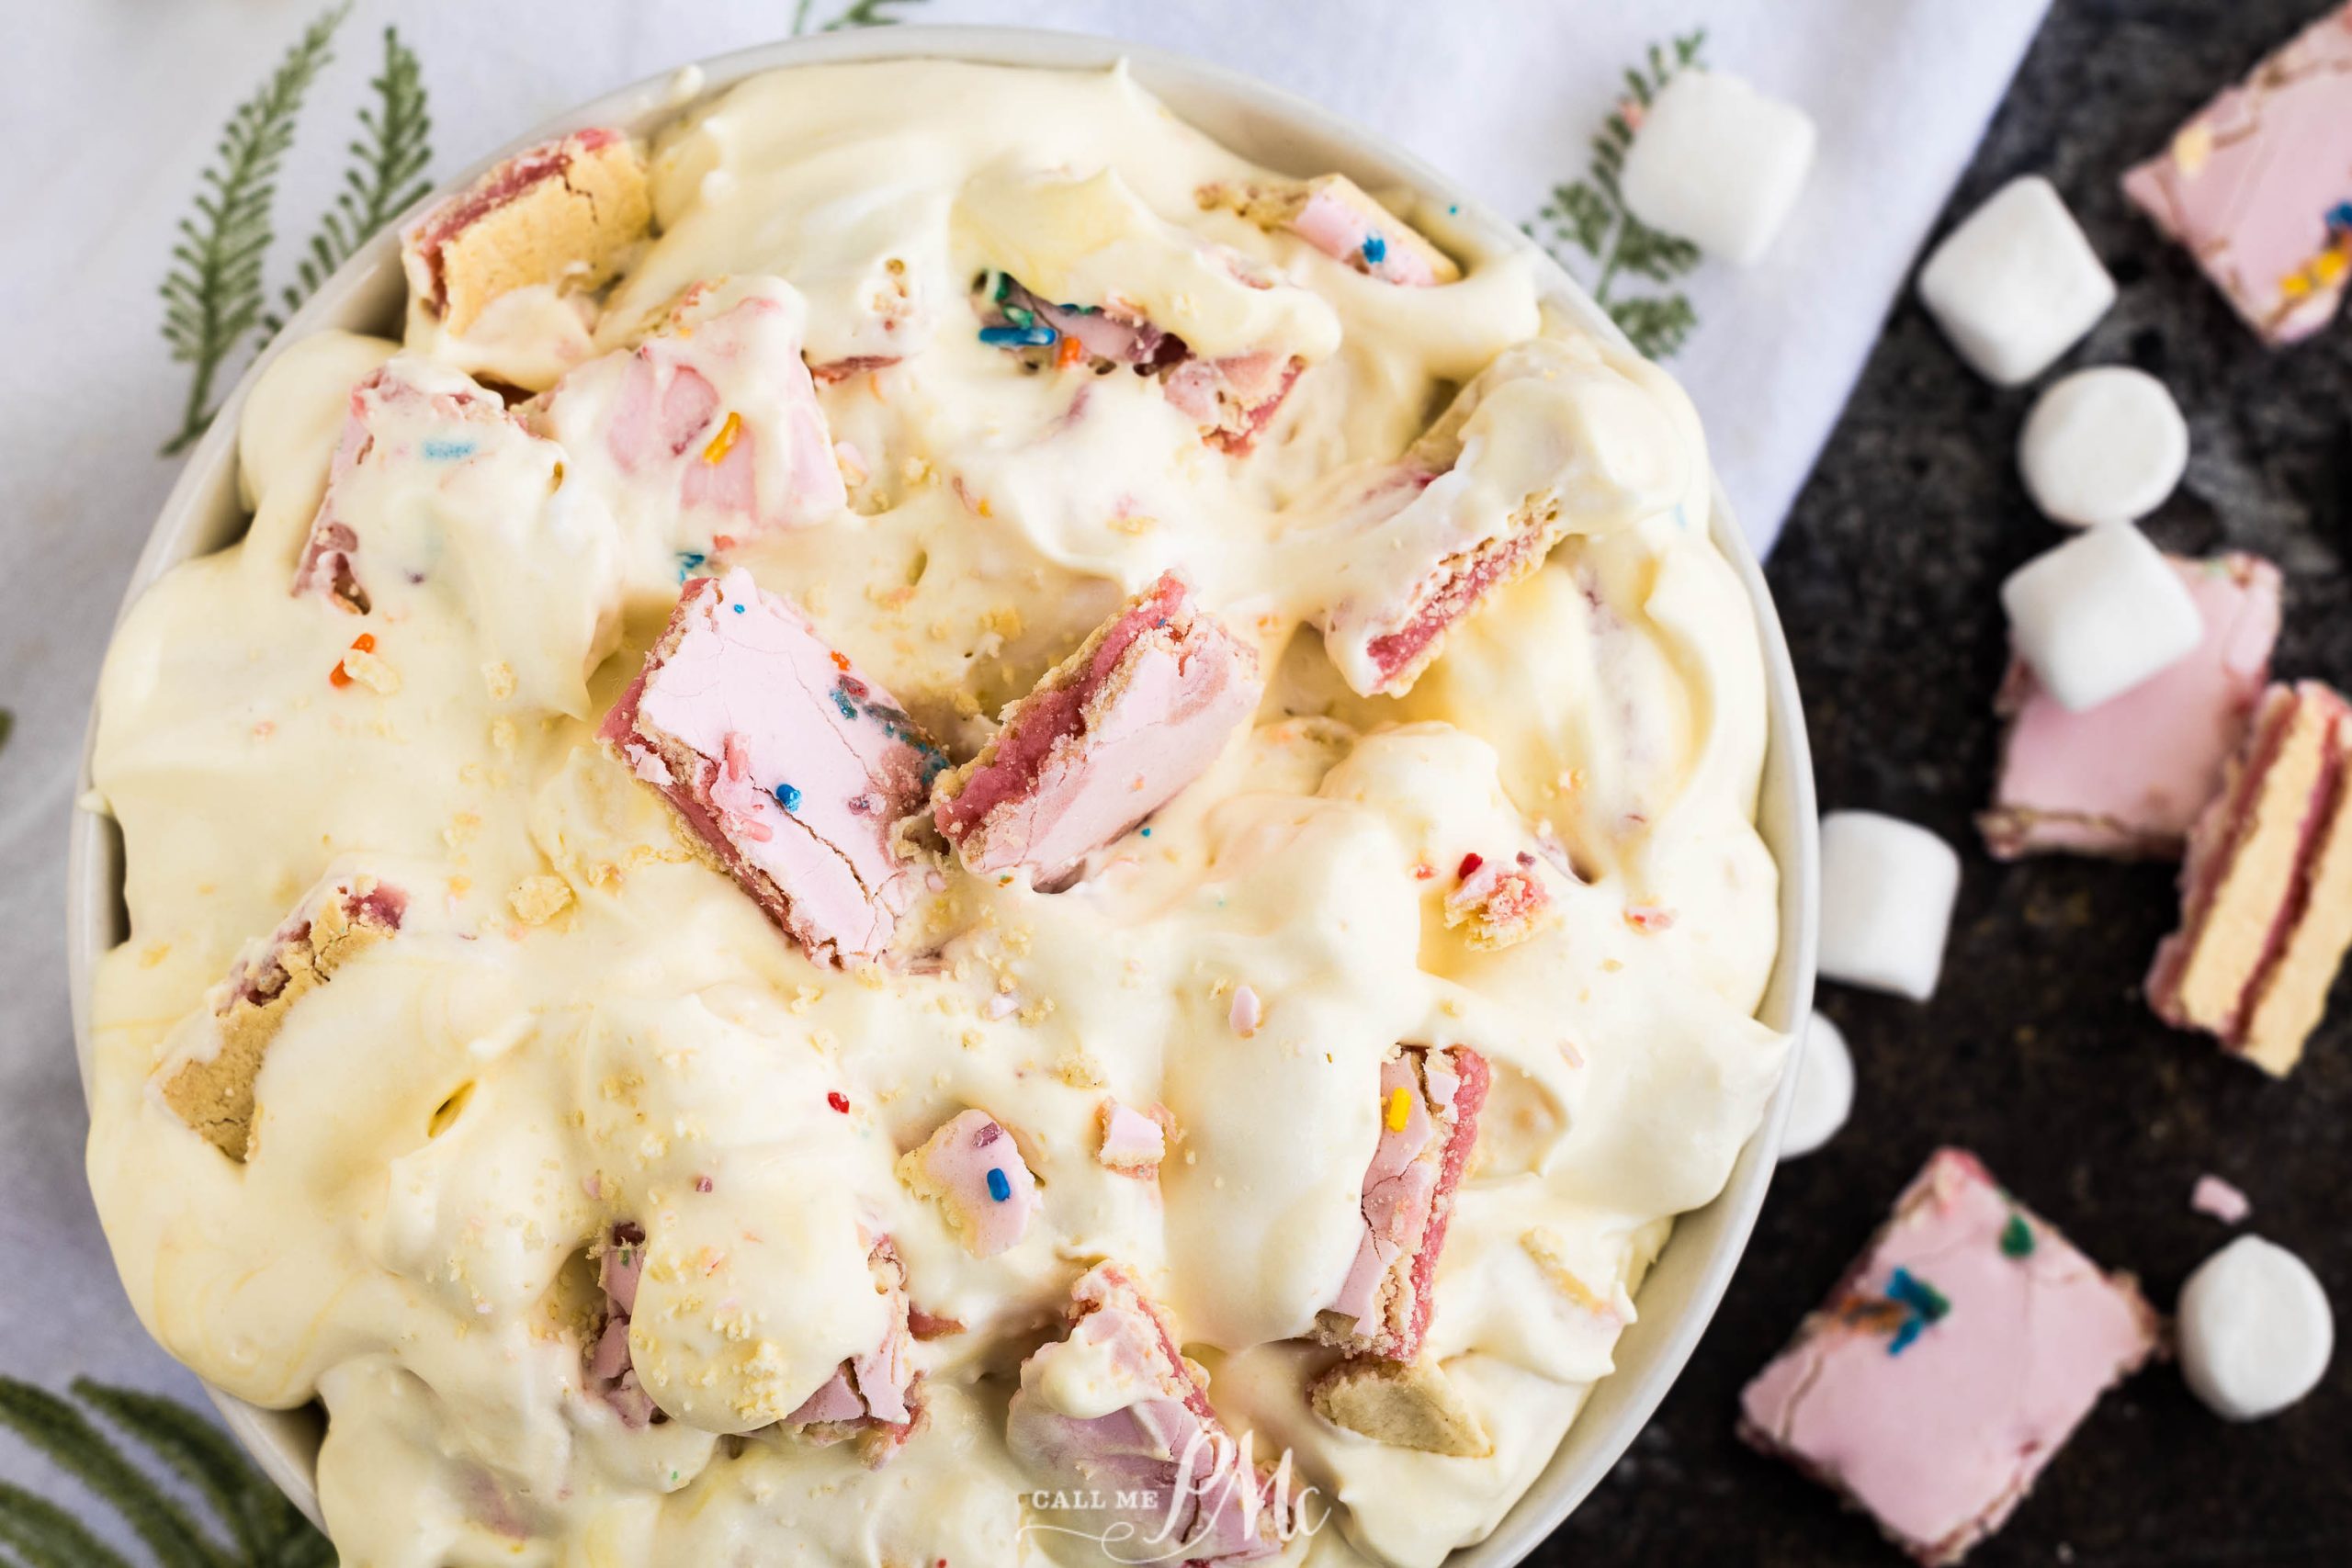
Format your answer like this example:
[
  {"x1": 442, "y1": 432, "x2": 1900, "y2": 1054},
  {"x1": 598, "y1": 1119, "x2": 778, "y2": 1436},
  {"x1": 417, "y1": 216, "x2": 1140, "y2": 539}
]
[{"x1": 1543, "y1": 2, "x2": 2352, "y2": 1563}]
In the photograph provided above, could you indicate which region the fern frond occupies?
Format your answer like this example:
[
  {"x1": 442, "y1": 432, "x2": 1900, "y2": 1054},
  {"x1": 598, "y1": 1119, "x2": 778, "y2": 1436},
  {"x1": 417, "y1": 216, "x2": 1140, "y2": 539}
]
[
  {"x1": 158, "y1": 4, "x2": 349, "y2": 455},
  {"x1": 0, "y1": 1480, "x2": 137, "y2": 1568},
  {"x1": 824, "y1": 0, "x2": 928, "y2": 30},
  {"x1": 265, "y1": 25, "x2": 432, "y2": 335},
  {"x1": 0, "y1": 708, "x2": 13, "y2": 757},
  {"x1": 72, "y1": 1380, "x2": 309, "y2": 1566},
  {"x1": 0, "y1": 1378, "x2": 232, "y2": 1568},
  {"x1": 1609, "y1": 294, "x2": 1698, "y2": 359}
]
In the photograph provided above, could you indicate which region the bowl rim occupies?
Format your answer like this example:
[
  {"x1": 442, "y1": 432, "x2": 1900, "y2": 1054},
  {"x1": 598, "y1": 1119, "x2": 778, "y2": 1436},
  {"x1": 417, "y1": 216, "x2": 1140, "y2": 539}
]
[{"x1": 65, "y1": 21, "x2": 1818, "y2": 1562}]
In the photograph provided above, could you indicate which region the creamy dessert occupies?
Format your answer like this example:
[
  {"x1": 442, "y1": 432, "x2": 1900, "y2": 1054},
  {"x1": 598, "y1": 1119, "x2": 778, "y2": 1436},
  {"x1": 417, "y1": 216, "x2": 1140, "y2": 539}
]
[{"x1": 86, "y1": 59, "x2": 1785, "y2": 1568}]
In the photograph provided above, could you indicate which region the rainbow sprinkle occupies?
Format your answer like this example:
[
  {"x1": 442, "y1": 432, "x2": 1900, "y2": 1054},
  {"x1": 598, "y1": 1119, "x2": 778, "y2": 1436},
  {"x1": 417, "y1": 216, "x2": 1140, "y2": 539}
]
[
  {"x1": 1361, "y1": 232, "x2": 1389, "y2": 266},
  {"x1": 421, "y1": 436, "x2": 477, "y2": 461},
  {"x1": 700, "y1": 411, "x2": 742, "y2": 466},
  {"x1": 985, "y1": 1168, "x2": 1012, "y2": 1202},
  {"x1": 1883, "y1": 1267, "x2": 1951, "y2": 1356},
  {"x1": 773, "y1": 782, "x2": 803, "y2": 812},
  {"x1": 2000, "y1": 1214, "x2": 2036, "y2": 1258},
  {"x1": 1385, "y1": 1086, "x2": 1412, "y2": 1133},
  {"x1": 979, "y1": 322, "x2": 1058, "y2": 349}
]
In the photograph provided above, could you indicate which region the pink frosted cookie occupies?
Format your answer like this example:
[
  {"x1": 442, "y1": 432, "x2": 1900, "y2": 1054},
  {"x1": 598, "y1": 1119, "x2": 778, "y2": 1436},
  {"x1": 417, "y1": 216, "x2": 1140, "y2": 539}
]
[
  {"x1": 931, "y1": 571, "x2": 1261, "y2": 884},
  {"x1": 897, "y1": 1110, "x2": 1043, "y2": 1257},
  {"x1": 401, "y1": 129, "x2": 651, "y2": 336},
  {"x1": 2123, "y1": 4, "x2": 2352, "y2": 344},
  {"x1": 1007, "y1": 1262, "x2": 1293, "y2": 1563},
  {"x1": 1442, "y1": 851, "x2": 1556, "y2": 950},
  {"x1": 292, "y1": 361, "x2": 526, "y2": 614},
  {"x1": 1198, "y1": 174, "x2": 1461, "y2": 287},
  {"x1": 534, "y1": 276, "x2": 848, "y2": 538},
  {"x1": 1739, "y1": 1149, "x2": 2158, "y2": 1566},
  {"x1": 156, "y1": 871, "x2": 408, "y2": 1161},
  {"x1": 785, "y1": 1236, "x2": 922, "y2": 1464},
  {"x1": 2147, "y1": 680, "x2": 2352, "y2": 1075},
  {"x1": 584, "y1": 1222, "x2": 658, "y2": 1428},
  {"x1": 1096, "y1": 1100, "x2": 1170, "y2": 1175},
  {"x1": 600, "y1": 569, "x2": 941, "y2": 965},
  {"x1": 1317, "y1": 1045, "x2": 1489, "y2": 1361},
  {"x1": 974, "y1": 273, "x2": 1306, "y2": 455},
  {"x1": 1981, "y1": 552, "x2": 2281, "y2": 860}
]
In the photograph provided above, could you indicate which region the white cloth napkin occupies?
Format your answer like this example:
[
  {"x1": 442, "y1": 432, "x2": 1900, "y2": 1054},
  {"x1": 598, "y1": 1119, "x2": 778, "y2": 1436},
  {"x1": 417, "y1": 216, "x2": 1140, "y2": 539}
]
[{"x1": 0, "y1": 0, "x2": 2047, "y2": 1529}]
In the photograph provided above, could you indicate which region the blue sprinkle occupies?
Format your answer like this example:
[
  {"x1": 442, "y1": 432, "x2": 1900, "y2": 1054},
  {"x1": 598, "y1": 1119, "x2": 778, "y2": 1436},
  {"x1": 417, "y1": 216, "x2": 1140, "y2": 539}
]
[
  {"x1": 1447, "y1": 203, "x2": 1460, "y2": 216},
  {"x1": 1360, "y1": 232, "x2": 1389, "y2": 265},
  {"x1": 421, "y1": 437, "x2": 477, "y2": 460},
  {"x1": 675, "y1": 550, "x2": 707, "y2": 583},
  {"x1": 1139, "y1": 827, "x2": 1152, "y2": 838},
  {"x1": 978, "y1": 323, "x2": 1058, "y2": 349},
  {"x1": 731, "y1": 603, "x2": 745, "y2": 614},
  {"x1": 774, "y1": 782, "x2": 802, "y2": 812},
  {"x1": 2331, "y1": 201, "x2": 2352, "y2": 232},
  {"x1": 921, "y1": 753, "x2": 950, "y2": 787},
  {"x1": 831, "y1": 688, "x2": 858, "y2": 721},
  {"x1": 986, "y1": 1168, "x2": 1012, "y2": 1202}
]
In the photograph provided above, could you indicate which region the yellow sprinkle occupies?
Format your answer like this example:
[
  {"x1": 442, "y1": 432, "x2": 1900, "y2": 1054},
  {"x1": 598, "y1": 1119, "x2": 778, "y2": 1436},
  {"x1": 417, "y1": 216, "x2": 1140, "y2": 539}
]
[
  {"x1": 2281, "y1": 270, "x2": 2314, "y2": 301},
  {"x1": 2170, "y1": 122, "x2": 2212, "y2": 177},
  {"x1": 2317, "y1": 248, "x2": 2349, "y2": 287},
  {"x1": 701, "y1": 411, "x2": 742, "y2": 465},
  {"x1": 1385, "y1": 1087, "x2": 1411, "y2": 1133}
]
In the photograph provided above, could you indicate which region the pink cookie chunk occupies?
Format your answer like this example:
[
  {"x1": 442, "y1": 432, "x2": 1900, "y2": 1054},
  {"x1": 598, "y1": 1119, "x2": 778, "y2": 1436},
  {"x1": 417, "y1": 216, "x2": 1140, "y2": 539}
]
[
  {"x1": 1007, "y1": 1263, "x2": 1293, "y2": 1564},
  {"x1": 977, "y1": 276, "x2": 1306, "y2": 455},
  {"x1": 1317, "y1": 1045, "x2": 1489, "y2": 1361},
  {"x1": 599, "y1": 569, "x2": 940, "y2": 965},
  {"x1": 584, "y1": 1222, "x2": 658, "y2": 1428},
  {"x1": 292, "y1": 361, "x2": 523, "y2": 614},
  {"x1": 2146, "y1": 680, "x2": 2352, "y2": 1075},
  {"x1": 1739, "y1": 1149, "x2": 2157, "y2": 1566},
  {"x1": 2122, "y1": 4, "x2": 2352, "y2": 344},
  {"x1": 898, "y1": 1110, "x2": 1043, "y2": 1258},
  {"x1": 932, "y1": 571, "x2": 1261, "y2": 884},
  {"x1": 1097, "y1": 1100, "x2": 1170, "y2": 1175},
  {"x1": 1442, "y1": 850, "x2": 1557, "y2": 950},
  {"x1": 1200, "y1": 175, "x2": 1461, "y2": 288},
  {"x1": 2190, "y1": 1174, "x2": 2253, "y2": 1224},
  {"x1": 784, "y1": 1237, "x2": 922, "y2": 1464},
  {"x1": 537, "y1": 277, "x2": 848, "y2": 538},
  {"x1": 1981, "y1": 553, "x2": 2281, "y2": 861}
]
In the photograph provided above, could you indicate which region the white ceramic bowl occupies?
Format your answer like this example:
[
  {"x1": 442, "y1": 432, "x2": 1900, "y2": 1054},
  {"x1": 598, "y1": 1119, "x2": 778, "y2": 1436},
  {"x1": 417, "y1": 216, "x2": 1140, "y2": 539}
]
[{"x1": 67, "y1": 25, "x2": 1818, "y2": 1562}]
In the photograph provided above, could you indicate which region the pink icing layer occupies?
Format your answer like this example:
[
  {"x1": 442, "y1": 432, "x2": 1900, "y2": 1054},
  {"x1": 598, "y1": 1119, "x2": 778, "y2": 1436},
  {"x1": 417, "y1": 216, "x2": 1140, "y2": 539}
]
[
  {"x1": 1984, "y1": 554, "x2": 2281, "y2": 860},
  {"x1": 1362, "y1": 506, "x2": 1556, "y2": 694},
  {"x1": 292, "y1": 363, "x2": 521, "y2": 613},
  {"x1": 1290, "y1": 187, "x2": 1441, "y2": 288},
  {"x1": 1006, "y1": 1263, "x2": 1289, "y2": 1565},
  {"x1": 910, "y1": 1110, "x2": 1042, "y2": 1257},
  {"x1": 599, "y1": 569, "x2": 937, "y2": 964},
  {"x1": 224, "y1": 875, "x2": 407, "y2": 1011},
  {"x1": 585, "y1": 1223, "x2": 658, "y2": 1428},
  {"x1": 405, "y1": 129, "x2": 624, "y2": 314},
  {"x1": 2146, "y1": 681, "x2": 2352, "y2": 1043},
  {"x1": 2121, "y1": 5, "x2": 2352, "y2": 343},
  {"x1": 783, "y1": 1238, "x2": 917, "y2": 1440},
  {"x1": 1325, "y1": 1046, "x2": 1488, "y2": 1360},
  {"x1": 1739, "y1": 1150, "x2": 2155, "y2": 1565},
  {"x1": 935, "y1": 571, "x2": 1261, "y2": 882}
]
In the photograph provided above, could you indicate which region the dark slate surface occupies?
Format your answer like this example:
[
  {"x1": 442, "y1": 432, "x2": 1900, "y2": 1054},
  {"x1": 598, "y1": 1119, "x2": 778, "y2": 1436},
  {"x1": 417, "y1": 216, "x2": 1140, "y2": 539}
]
[{"x1": 1543, "y1": 2, "x2": 2352, "y2": 1563}]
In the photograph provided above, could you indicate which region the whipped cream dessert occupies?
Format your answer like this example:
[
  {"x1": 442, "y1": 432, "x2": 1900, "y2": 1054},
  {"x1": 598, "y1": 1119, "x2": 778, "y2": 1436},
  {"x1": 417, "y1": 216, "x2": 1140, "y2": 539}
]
[{"x1": 86, "y1": 59, "x2": 1786, "y2": 1568}]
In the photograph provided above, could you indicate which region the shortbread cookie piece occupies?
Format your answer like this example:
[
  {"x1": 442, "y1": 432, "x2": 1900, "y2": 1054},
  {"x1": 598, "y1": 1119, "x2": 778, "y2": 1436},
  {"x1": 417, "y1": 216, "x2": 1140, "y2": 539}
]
[
  {"x1": 1739, "y1": 1149, "x2": 2158, "y2": 1566},
  {"x1": 532, "y1": 276, "x2": 849, "y2": 541},
  {"x1": 785, "y1": 1237, "x2": 922, "y2": 1464},
  {"x1": 157, "y1": 872, "x2": 408, "y2": 1160},
  {"x1": 1982, "y1": 552, "x2": 2279, "y2": 861},
  {"x1": 931, "y1": 571, "x2": 1260, "y2": 884},
  {"x1": 897, "y1": 1111, "x2": 1042, "y2": 1258},
  {"x1": 1442, "y1": 850, "x2": 1555, "y2": 950},
  {"x1": 1317, "y1": 1045, "x2": 1489, "y2": 1360},
  {"x1": 1096, "y1": 1100, "x2": 1169, "y2": 1175},
  {"x1": 402, "y1": 129, "x2": 650, "y2": 335},
  {"x1": 1007, "y1": 1263, "x2": 1292, "y2": 1563},
  {"x1": 600, "y1": 569, "x2": 941, "y2": 965},
  {"x1": 1307, "y1": 1355, "x2": 1492, "y2": 1459},
  {"x1": 2122, "y1": 4, "x2": 2352, "y2": 344},
  {"x1": 1198, "y1": 174, "x2": 1460, "y2": 287},
  {"x1": 2147, "y1": 680, "x2": 2352, "y2": 1074}
]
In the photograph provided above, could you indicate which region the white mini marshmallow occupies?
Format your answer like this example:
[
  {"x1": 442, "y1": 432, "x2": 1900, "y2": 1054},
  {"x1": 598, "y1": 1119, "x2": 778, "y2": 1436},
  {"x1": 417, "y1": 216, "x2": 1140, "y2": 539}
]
[
  {"x1": 2019, "y1": 367, "x2": 2189, "y2": 526},
  {"x1": 2177, "y1": 1235, "x2": 2334, "y2": 1422},
  {"x1": 2000, "y1": 522, "x2": 2203, "y2": 711},
  {"x1": 1917, "y1": 176, "x2": 2116, "y2": 386},
  {"x1": 1816, "y1": 812, "x2": 1961, "y2": 1001},
  {"x1": 1778, "y1": 1011, "x2": 1854, "y2": 1160},
  {"x1": 1620, "y1": 69, "x2": 1817, "y2": 266}
]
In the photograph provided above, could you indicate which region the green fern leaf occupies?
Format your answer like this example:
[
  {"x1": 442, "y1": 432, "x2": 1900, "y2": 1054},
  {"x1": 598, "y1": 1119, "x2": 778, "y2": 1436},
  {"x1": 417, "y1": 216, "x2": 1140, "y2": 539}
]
[
  {"x1": 1608, "y1": 294, "x2": 1698, "y2": 359},
  {"x1": 0, "y1": 1378, "x2": 231, "y2": 1568},
  {"x1": 0, "y1": 1480, "x2": 137, "y2": 1568},
  {"x1": 71, "y1": 1380, "x2": 321, "y2": 1567},
  {"x1": 0, "y1": 708, "x2": 13, "y2": 758},
  {"x1": 265, "y1": 25, "x2": 433, "y2": 335},
  {"x1": 158, "y1": 4, "x2": 350, "y2": 456},
  {"x1": 824, "y1": 0, "x2": 930, "y2": 29}
]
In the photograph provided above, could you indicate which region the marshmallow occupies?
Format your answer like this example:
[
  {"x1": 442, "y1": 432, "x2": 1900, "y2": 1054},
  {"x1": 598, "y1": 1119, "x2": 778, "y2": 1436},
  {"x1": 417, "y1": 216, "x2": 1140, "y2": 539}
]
[
  {"x1": 1817, "y1": 812, "x2": 1961, "y2": 1001},
  {"x1": 1778, "y1": 1012, "x2": 1854, "y2": 1161},
  {"x1": 1918, "y1": 176, "x2": 2116, "y2": 386},
  {"x1": 2000, "y1": 523, "x2": 2204, "y2": 713},
  {"x1": 2018, "y1": 367, "x2": 2189, "y2": 526},
  {"x1": 2177, "y1": 1235, "x2": 2334, "y2": 1421},
  {"x1": 1619, "y1": 69, "x2": 1817, "y2": 266}
]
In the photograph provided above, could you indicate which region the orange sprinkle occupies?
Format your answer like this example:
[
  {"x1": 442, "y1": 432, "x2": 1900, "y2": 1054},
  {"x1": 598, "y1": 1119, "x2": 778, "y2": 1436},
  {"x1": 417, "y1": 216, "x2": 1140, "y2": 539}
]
[
  {"x1": 830, "y1": 650, "x2": 851, "y2": 671},
  {"x1": 329, "y1": 632, "x2": 376, "y2": 689},
  {"x1": 701, "y1": 411, "x2": 742, "y2": 466},
  {"x1": 1055, "y1": 333, "x2": 1084, "y2": 369}
]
